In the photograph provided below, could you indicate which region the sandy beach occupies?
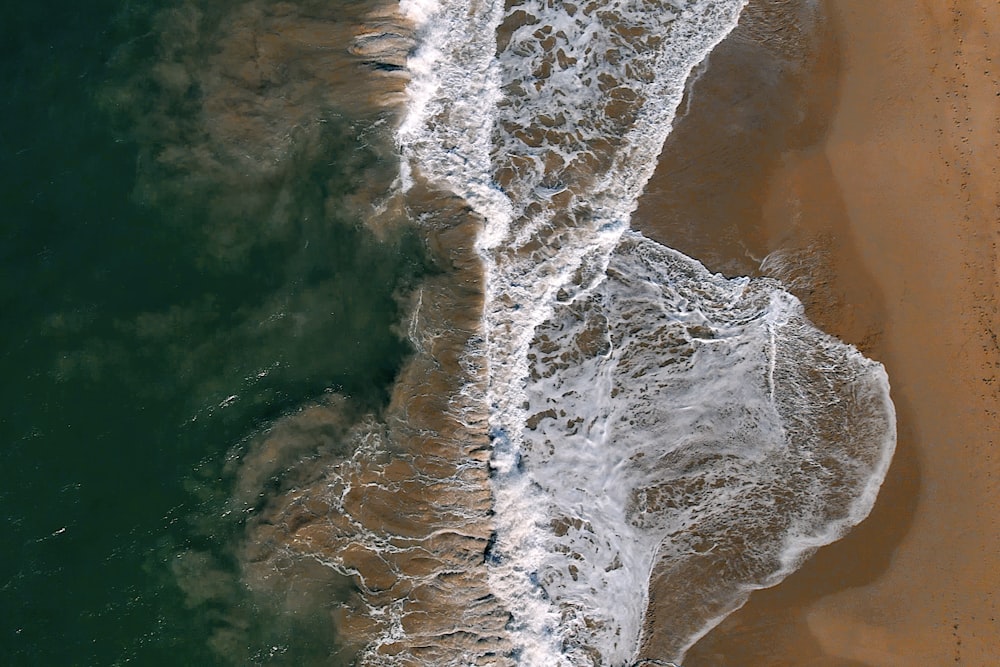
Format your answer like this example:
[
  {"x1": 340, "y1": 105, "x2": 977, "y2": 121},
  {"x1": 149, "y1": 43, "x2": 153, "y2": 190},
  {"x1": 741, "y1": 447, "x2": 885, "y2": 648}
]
[{"x1": 633, "y1": 0, "x2": 999, "y2": 664}]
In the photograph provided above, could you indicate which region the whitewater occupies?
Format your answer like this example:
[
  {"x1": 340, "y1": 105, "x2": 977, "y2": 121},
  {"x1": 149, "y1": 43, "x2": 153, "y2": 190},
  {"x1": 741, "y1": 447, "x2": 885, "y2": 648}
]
[{"x1": 383, "y1": 0, "x2": 896, "y2": 663}]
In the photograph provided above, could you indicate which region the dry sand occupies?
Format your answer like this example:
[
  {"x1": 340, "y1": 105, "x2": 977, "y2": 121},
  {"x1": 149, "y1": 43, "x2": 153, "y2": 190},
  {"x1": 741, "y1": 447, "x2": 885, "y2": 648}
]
[{"x1": 632, "y1": 0, "x2": 999, "y2": 664}]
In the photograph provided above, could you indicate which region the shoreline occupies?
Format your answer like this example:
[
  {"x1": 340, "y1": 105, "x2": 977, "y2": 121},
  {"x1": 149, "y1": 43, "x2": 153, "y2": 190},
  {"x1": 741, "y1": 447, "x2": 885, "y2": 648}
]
[{"x1": 632, "y1": 0, "x2": 999, "y2": 663}]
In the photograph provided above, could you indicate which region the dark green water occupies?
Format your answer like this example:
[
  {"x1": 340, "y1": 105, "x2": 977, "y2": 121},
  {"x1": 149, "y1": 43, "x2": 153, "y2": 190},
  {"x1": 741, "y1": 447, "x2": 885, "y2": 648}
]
[{"x1": 1, "y1": 1, "x2": 421, "y2": 663}]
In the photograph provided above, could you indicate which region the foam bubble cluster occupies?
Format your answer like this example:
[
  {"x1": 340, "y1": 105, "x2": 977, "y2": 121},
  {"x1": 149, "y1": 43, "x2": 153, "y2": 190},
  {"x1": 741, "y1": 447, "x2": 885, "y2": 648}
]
[{"x1": 381, "y1": 0, "x2": 899, "y2": 663}]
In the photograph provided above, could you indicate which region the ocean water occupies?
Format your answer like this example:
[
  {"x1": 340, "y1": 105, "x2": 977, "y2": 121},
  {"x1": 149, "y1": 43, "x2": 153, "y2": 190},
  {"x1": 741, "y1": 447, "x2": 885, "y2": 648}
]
[
  {"x1": 1, "y1": 1, "x2": 426, "y2": 663},
  {"x1": 1, "y1": 0, "x2": 896, "y2": 665}
]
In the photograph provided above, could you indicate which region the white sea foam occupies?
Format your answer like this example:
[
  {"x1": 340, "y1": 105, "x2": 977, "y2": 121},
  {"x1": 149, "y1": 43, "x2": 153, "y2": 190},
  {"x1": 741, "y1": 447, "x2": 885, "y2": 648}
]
[
  {"x1": 519, "y1": 234, "x2": 895, "y2": 662},
  {"x1": 396, "y1": 0, "x2": 514, "y2": 241},
  {"x1": 393, "y1": 0, "x2": 896, "y2": 664}
]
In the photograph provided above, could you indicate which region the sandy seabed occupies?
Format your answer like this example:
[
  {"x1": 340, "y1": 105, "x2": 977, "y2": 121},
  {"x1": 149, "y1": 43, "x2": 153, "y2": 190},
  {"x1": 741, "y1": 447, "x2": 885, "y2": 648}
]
[
  {"x1": 633, "y1": 0, "x2": 999, "y2": 664},
  {"x1": 166, "y1": 0, "x2": 997, "y2": 661}
]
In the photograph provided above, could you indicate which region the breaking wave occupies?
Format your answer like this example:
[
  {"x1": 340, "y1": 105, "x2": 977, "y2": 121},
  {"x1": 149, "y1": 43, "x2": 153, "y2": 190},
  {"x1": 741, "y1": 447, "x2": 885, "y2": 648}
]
[
  {"x1": 392, "y1": 0, "x2": 896, "y2": 664},
  {"x1": 184, "y1": 0, "x2": 898, "y2": 664}
]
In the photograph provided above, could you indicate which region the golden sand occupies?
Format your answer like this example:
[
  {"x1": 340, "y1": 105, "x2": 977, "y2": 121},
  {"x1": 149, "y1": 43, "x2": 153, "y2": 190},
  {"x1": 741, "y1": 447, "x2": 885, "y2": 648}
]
[{"x1": 633, "y1": 0, "x2": 999, "y2": 663}]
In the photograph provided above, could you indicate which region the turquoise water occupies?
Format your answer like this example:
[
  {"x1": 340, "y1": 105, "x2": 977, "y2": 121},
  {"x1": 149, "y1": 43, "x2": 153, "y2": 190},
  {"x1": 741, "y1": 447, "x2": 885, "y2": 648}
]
[{"x1": 1, "y1": 1, "x2": 421, "y2": 663}]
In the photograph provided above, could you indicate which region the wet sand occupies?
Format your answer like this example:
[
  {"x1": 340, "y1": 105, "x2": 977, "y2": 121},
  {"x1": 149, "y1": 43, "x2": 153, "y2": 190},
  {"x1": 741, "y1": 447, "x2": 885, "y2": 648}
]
[{"x1": 633, "y1": 0, "x2": 999, "y2": 663}]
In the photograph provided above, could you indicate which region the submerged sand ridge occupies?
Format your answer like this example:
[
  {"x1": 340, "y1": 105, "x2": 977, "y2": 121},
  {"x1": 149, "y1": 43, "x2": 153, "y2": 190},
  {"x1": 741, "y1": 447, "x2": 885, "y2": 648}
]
[
  {"x1": 228, "y1": 180, "x2": 512, "y2": 664},
  {"x1": 132, "y1": 0, "x2": 511, "y2": 661},
  {"x1": 237, "y1": 224, "x2": 506, "y2": 664}
]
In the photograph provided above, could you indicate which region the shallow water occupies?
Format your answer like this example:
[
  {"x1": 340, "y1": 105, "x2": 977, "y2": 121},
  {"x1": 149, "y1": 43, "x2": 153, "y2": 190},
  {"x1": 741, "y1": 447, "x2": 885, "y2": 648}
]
[
  {"x1": 394, "y1": 0, "x2": 893, "y2": 663},
  {"x1": 2, "y1": 0, "x2": 896, "y2": 665}
]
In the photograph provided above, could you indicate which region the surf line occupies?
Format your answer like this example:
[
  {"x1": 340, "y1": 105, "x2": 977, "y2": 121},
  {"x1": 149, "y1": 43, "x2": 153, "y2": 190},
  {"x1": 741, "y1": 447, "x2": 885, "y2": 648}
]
[{"x1": 392, "y1": 0, "x2": 894, "y2": 665}]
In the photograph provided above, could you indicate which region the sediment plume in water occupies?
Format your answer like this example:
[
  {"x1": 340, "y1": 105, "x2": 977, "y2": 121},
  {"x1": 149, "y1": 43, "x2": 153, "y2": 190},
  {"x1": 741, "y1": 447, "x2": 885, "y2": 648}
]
[
  {"x1": 235, "y1": 183, "x2": 514, "y2": 664},
  {"x1": 108, "y1": 0, "x2": 511, "y2": 662},
  {"x1": 153, "y1": 0, "x2": 898, "y2": 664}
]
